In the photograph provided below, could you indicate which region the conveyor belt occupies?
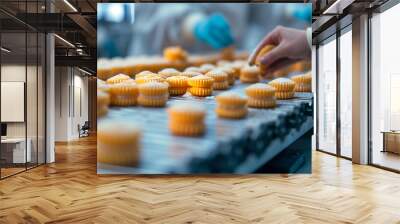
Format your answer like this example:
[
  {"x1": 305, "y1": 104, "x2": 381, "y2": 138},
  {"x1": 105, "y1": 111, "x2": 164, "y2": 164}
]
[{"x1": 98, "y1": 81, "x2": 313, "y2": 174}]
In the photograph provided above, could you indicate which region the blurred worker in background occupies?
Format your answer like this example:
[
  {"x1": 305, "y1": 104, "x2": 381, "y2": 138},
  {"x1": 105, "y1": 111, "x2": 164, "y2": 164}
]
[{"x1": 98, "y1": 3, "x2": 311, "y2": 58}]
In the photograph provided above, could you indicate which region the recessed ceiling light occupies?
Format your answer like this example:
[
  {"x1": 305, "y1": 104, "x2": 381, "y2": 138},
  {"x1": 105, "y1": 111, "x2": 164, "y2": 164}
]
[
  {"x1": 1, "y1": 47, "x2": 11, "y2": 53},
  {"x1": 54, "y1": 34, "x2": 75, "y2": 48},
  {"x1": 78, "y1": 67, "x2": 92, "y2": 76},
  {"x1": 323, "y1": 0, "x2": 354, "y2": 15},
  {"x1": 63, "y1": 0, "x2": 78, "y2": 12}
]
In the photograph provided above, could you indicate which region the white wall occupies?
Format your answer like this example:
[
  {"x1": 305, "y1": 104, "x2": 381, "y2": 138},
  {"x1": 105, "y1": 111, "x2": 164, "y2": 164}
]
[
  {"x1": 73, "y1": 73, "x2": 89, "y2": 137},
  {"x1": 54, "y1": 67, "x2": 89, "y2": 141},
  {"x1": 1, "y1": 65, "x2": 26, "y2": 142},
  {"x1": 1, "y1": 63, "x2": 46, "y2": 164},
  {"x1": 55, "y1": 66, "x2": 69, "y2": 141},
  {"x1": 1, "y1": 65, "x2": 31, "y2": 138}
]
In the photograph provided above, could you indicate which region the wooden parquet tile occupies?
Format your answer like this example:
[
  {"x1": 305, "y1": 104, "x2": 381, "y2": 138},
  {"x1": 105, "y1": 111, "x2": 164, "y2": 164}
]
[{"x1": 0, "y1": 135, "x2": 399, "y2": 224}]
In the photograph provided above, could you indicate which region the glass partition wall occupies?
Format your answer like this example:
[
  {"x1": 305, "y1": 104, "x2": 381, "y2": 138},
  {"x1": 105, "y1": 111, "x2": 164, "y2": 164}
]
[
  {"x1": 316, "y1": 26, "x2": 353, "y2": 159},
  {"x1": 0, "y1": 2, "x2": 46, "y2": 179}
]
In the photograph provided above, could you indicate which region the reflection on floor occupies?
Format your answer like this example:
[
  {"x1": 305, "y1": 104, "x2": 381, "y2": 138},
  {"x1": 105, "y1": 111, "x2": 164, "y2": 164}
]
[
  {"x1": 0, "y1": 167, "x2": 25, "y2": 178},
  {"x1": 0, "y1": 163, "x2": 43, "y2": 179},
  {"x1": 0, "y1": 135, "x2": 399, "y2": 223},
  {"x1": 373, "y1": 150, "x2": 400, "y2": 171}
]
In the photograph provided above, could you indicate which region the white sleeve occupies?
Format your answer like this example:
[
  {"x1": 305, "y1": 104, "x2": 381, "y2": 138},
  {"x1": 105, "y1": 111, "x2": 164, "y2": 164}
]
[{"x1": 306, "y1": 27, "x2": 312, "y2": 49}]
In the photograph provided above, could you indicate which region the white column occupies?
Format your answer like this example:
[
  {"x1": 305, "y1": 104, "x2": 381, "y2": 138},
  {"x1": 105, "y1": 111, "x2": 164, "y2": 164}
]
[
  {"x1": 46, "y1": 33, "x2": 55, "y2": 163},
  {"x1": 45, "y1": 0, "x2": 56, "y2": 163},
  {"x1": 352, "y1": 14, "x2": 369, "y2": 164}
]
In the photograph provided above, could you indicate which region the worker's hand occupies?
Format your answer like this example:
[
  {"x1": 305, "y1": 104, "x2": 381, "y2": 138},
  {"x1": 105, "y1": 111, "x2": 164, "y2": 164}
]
[
  {"x1": 194, "y1": 13, "x2": 234, "y2": 49},
  {"x1": 248, "y1": 26, "x2": 310, "y2": 74}
]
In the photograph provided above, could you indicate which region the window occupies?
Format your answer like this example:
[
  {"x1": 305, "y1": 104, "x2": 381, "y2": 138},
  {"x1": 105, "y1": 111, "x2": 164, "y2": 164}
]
[
  {"x1": 317, "y1": 36, "x2": 337, "y2": 154},
  {"x1": 339, "y1": 28, "x2": 352, "y2": 158},
  {"x1": 370, "y1": 3, "x2": 400, "y2": 171}
]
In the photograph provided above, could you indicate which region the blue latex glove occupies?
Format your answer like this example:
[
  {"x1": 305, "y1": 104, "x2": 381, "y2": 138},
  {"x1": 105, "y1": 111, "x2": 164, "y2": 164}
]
[
  {"x1": 194, "y1": 13, "x2": 234, "y2": 49},
  {"x1": 288, "y1": 5, "x2": 312, "y2": 22}
]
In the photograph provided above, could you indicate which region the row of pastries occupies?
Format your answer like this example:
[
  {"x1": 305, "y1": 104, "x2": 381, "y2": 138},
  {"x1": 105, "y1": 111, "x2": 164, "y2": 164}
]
[{"x1": 97, "y1": 46, "x2": 311, "y2": 167}]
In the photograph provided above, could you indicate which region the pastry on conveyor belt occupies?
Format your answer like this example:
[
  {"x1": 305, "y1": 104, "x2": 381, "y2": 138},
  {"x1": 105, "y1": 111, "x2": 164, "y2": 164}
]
[
  {"x1": 220, "y1": 46, "x2": 235, "y2": 61},
  {"x1": 97, "y1": 90, "x2": 110, "y2": 117},
  {"x1": 245, "y1": 83, "x2": 276, "y2": 108},
  {"x1": 181, "y1": 70, "x2": 202, "y2": 78},
  {"x1": 240, "y1": 65, "x2": 261, "y2": 83},
  {"x1": 166, "y1": 75, "x2": 188, "y2": 96},
  {"x1": 200, "y1": 63, "x2": 216, "y2": 74},
  {"x1": 97, "y1": 79, "x2": 110, "y2": 93},
  {"x1": 255, "y1": 45, "x2": 275, "y2": 76},
  {"x1": 205, "y1": 69, "x2": 229, "y2": 90},
  {"x1": 168, "y1": 103, "x2": 206, "y2": 136},
  {"x1": 106, "y1": 73, "x2": 131, "y2": 84},
  {"x1": 98, "y1": 78, "x2": 106, "y2": 84},
  {"x1": 231, "y1": 60, "x2": 246, "y2": 79},
  {"x1": 110, "y1": 58, "x2": 127, "y2": 77},
  {"x1": 219, "y1": 66, "x2": 236, "y2": 86},
  {"x1": 109, "y1": 81, "x2": 139, "y2": 106},
  {"x1": 184, "y1": 66, "x2": 204, "y2": 74},
  {"x1": 97, "y1": 120, "x2": 141, "y2": 166},
  {"x1": 291, "y1": 72, "x2": 312, "y2": 92},
  {"x1": 215, "y1": 92, "x2": 248, "y2": 119},
  {"x1": 97, "y1": 58, "x2": 112, "y2": 80},
  {"x1": 188, "y1": 87, "x2": 213, "y2": 97},
  {"x1": 135, "y1": 74, "x2": 165, "y2": 85},
  {"x1": 123, "y1": 79, "x2": 137, "y2": 84},
  {"x1": 164, "y1": 46, "x2": 187, "y2": 62},
  {"x1": 269, "y1": 78, "x2": 296, "y2": 99},
  {"x1": 137, "y1": 82, "x2": 169, "y2": 107},
  {"x1": 134, "y1": 70, "x2": 154, "y2": 79},
  {"x1": 217, "y1": 60, "x2": 231, "y2": 67},
  {"x1": 158, "y1": 68, "x2": 180, "y2": 79},
  {"x1": 187, "y1": 75, "x2": 214, "y2": 97}
]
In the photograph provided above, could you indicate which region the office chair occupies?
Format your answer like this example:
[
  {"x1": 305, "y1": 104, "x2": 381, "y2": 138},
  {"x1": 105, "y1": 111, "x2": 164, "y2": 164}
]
[{"x1": 78, "y1": 121, "x2": 90, "y2": 138}]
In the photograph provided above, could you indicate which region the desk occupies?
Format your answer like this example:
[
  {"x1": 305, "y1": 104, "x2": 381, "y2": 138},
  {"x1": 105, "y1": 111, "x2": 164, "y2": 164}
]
[
  {"x1": 382, "y1": 131, "x2": 400, "y2": 154},
  {"x1": 1, "y1": 138, "x2": 31, "y2": 163}
]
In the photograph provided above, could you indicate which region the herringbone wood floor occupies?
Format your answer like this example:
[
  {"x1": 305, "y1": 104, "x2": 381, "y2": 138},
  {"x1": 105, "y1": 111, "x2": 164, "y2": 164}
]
[{"x1": 1, "y1": 135, "x2": 399, "y2": 224}]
